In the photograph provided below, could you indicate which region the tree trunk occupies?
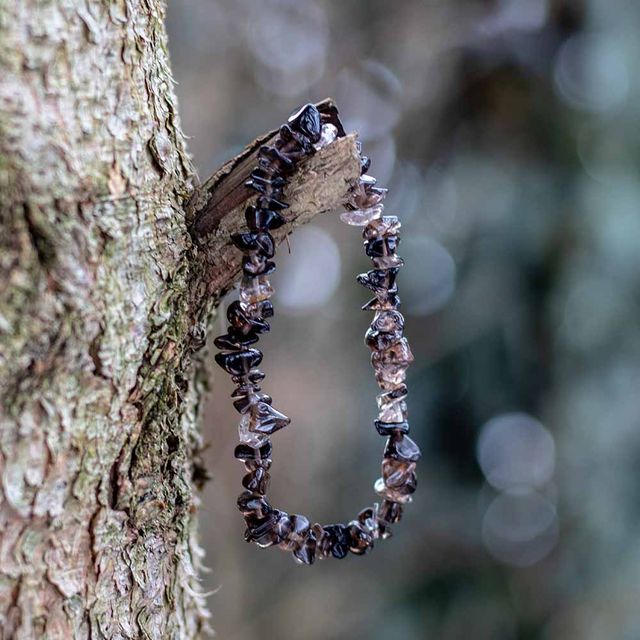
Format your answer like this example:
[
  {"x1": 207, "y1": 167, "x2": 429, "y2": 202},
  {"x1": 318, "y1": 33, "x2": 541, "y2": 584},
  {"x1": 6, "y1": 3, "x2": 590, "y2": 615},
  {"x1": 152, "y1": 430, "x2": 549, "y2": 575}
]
[{"x1": 0, "y1": 3, "x2": 360, "y2": 638}]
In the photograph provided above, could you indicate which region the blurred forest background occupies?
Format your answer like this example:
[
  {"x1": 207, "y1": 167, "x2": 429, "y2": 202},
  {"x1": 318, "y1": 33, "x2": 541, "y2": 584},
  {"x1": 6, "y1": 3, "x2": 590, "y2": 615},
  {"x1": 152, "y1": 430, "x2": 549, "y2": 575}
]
[{"x1": 167, "y1": 1, "x2": 639, "y2": 638}]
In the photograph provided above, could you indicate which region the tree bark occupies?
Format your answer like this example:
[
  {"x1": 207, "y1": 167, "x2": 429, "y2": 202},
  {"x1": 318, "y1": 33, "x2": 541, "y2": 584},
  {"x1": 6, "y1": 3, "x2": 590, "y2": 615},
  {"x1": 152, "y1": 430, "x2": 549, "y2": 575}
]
[{"x1": 0, "y1": 2, "x2": 360, "y2": 638}]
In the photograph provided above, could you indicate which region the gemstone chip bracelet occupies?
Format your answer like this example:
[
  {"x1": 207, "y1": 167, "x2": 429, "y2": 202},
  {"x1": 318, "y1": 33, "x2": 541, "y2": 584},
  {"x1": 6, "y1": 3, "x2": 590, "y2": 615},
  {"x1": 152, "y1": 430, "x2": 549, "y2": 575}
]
[{"x1": 214, "y1": 104, "x2": 420, "y2": 564}]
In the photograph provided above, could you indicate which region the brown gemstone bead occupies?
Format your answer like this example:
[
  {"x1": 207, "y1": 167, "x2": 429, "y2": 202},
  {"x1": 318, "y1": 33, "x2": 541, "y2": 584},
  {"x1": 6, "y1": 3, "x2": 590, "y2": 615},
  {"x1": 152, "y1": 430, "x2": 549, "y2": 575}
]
[
  {"x1": 362, "y1": 216, "x2": 401, "y2": 240},
  {"x1": 258, "y1": 145, "x2": 295, "y2": 175},
  {"x1": 226, "y1": 301, "x2": 269, "y2": 334},
  {"x1": 245, "y1": 175, "x2": 279, "y2": 196},
  {"x1": 234, "y1": 440, "x2": 272, "y2": 461},
  {"x1": 379, "y1": 384, "x2": 408, "y2": 402},
  {"x1": 231, "y1": 369, "x2": 266, "y2": 386},
  {"x1": 250, "y1": 401, "x2": 291, "y2": 435},
  {"x1": 258, "y1": 193, "x2": 290, "y2": 211},
  {"x1": 231, "y1": 382, "x2": 260, "y2": 398},
  {"x1": 349, "y1": 175, "x2": 388, "y2": 210},
  {"x1": 314, "y1": 523, "x2": 350, "y2": 560},
  {"x1": 244, "y1": 458, "x2": 272, "y2": 472},
  {"x1": 233, "y1": 391, "x2": 272, "y2": 415},
  {"x1": 347, "y1": 520, "x2": 374, "y2": 555},
  {"x1": 365, "y1": 236, "x2": 399, "y2": 260},
  {"x1": 278, "y1": 123, "x2": 314, "y2": 155},
  {"x1": 374, "y1": 476, "x2": 415, "y2": 504},
  {"x1": 382, "y1": 458, "x2": 417, "y2": 489},
  {"x1": 288, "y1": 103, "x2": 322, "y2": 143},
  {"x1": 293, "y1": 530, "x2": 317, "y2": 565},
  {"x1": 215, "y1": 349, "x2": 263, "y2": 377},
  {"x1": 237, "y1": 491, "x2": 272, "y2": 517},
  {"x1": 271, "y1": 511, "x2": 294, "y2": 543},
  {"x1": 245, "y1": 206, "x2": 287, "y2": 232},
  {"x1": 379, "y1": 500, "x2": 403, "y2": 524},
  {"x1": 244, "y1": 512, "x2": 279, "y2": 547},
  {"x1": 244, "y1": 509, "x2": 292, "y2": 548},
  {"x1": 362, "y1": 293, "x2": 401, "y2": 311},
  {"x1": 374, "y1": 365, "x2": 408, "y2": 390},
  {"x1": 384, "y1": 433, "x2": 422, "y2": 463},
  {"x1": 372, "y1": 339, "x2": 414, "y2": 370},
  {"x1": 371, "y1": 310, "x2": 404, "y2": 334},
  {"x1": 311, "y1": 524, "x2": 327, "y2": 558},
  {"x1": 279, "y1": 513, "x2": 311, "y2": 551},
  {"x1": 242, "y1": 254, "x2": 276, "y2": 277},
  {"x1": 357, "y1": 268, "x2": 399, "y2": 294},
  {"x1": 357, "y1": 506, "x2": 380, "y2": 540},
  {"x1": 256, "y1": 300, "x2": 274, "y2": 318},
  {"x1": 365, "y1": 326, "x2": 404, "y2": 352},
  {"x1": 242, "y1": 467, "x2": 270, "y2": 495},
  {"x1": 214, "y1": 331, "x2": 259, "y2": 350},
  {"x1": 230, "y1": 231, "x2": 276, "y2": 258}
]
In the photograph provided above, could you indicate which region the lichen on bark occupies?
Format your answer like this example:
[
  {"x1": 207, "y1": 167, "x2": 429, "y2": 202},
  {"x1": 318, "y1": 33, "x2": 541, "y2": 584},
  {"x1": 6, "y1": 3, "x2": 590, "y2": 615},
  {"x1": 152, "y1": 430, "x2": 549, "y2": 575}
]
[{"x1": 0, "y1": 1, "x2": 361, "y2": 638}]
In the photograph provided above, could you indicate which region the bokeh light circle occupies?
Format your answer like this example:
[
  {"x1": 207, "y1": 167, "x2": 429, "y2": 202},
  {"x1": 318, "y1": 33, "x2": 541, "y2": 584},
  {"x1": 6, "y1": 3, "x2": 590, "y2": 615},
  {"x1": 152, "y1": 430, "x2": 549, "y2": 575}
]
[
  {"x1": 273, "y1": 226, "x2": 341, "y2": 315},
  {"x1": 554, "y1": 33, "x2": 630, "y2": 113},
  {"x1": 477, "y1": 412, "x2": 555, "y2": 490},
  {"x1": 482, "y1": 489, "x2": 558, "y2": 567},
  {"x1": 402, "y1": 235, "x2": 456, "y2": 316}
]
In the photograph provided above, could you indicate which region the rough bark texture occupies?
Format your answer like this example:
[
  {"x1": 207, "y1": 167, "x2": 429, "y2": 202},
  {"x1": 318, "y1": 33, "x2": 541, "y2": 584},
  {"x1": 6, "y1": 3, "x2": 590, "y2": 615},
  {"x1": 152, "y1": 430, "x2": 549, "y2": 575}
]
[{"x1": 0, "y1": 3, "x2": 361, "y2": 638}]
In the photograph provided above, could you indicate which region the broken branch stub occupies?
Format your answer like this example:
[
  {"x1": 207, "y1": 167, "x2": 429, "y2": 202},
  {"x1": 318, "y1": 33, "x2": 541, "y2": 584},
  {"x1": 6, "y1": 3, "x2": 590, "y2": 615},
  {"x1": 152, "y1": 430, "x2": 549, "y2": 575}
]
[{"x1": 186, "y1": 99, "x2": 361, "y2": 302}]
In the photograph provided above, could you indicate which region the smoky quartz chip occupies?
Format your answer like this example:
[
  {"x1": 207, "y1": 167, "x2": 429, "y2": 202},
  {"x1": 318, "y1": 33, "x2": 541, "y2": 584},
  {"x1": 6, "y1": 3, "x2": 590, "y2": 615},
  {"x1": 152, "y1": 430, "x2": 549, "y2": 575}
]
[
  {"x1": 234, "y1": 440, "x2": 272, "y2": 461},
  {"x1": 375, "y1": 420, "x2": 410, "y2": 436},
  {"x1": 214, "y1": 349, "x2": 263, "y2": 376},
  {"x1": 384, "y1": 433, "x2": 422, "y2": 463},
  {"x1": 288, "y1": 103, "x2": 322, "y2": 143}
]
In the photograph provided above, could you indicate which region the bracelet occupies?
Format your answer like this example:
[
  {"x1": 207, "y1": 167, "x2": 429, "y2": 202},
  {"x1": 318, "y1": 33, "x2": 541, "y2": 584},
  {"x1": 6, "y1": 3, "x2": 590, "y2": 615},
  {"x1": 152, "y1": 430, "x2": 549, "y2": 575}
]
[{"x1": 214, "y1": 104, "x2": 420, "y2": 564}]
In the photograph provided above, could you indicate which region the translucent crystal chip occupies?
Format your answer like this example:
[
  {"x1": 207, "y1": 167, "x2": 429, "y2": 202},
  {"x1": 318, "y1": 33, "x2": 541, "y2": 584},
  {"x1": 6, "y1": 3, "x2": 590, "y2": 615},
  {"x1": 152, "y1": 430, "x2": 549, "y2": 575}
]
[
  {"x1": 339, "y1": 205, "x2": 384, "y2": 226},
  {"x1": 376, "y1": 385, "x2": 408, "y2": 423},
  {"x1": 372, "y1": 338, "x2": 414, "y2": 368},
  {"x1": 374, "y1": 365, "x2": 408, "y2": 390},
  {"x1": 374, "y1": 477, "x2": 414, "y2": 504},
  {"x1": 357, "y1": 504, "x2": 381, "y2": 540},
  {"x1": 363, "y1": 216, "x2": 401, "y2": 240},
  {"x1": 238, "y1": 413, "x2": 269, "y2": 447},
  {"x1": 239, "y1": 275, "x2": 274, "y2": 304},
  {"x1": 313, "y1": 123, "x2": 338, "y2": 150},
  {"x1": 348, "y1": 176, "x2": 388, "y2": 210},
  {"x1": 377, "y1": 397, "x2": 407, "y2": 423}
]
